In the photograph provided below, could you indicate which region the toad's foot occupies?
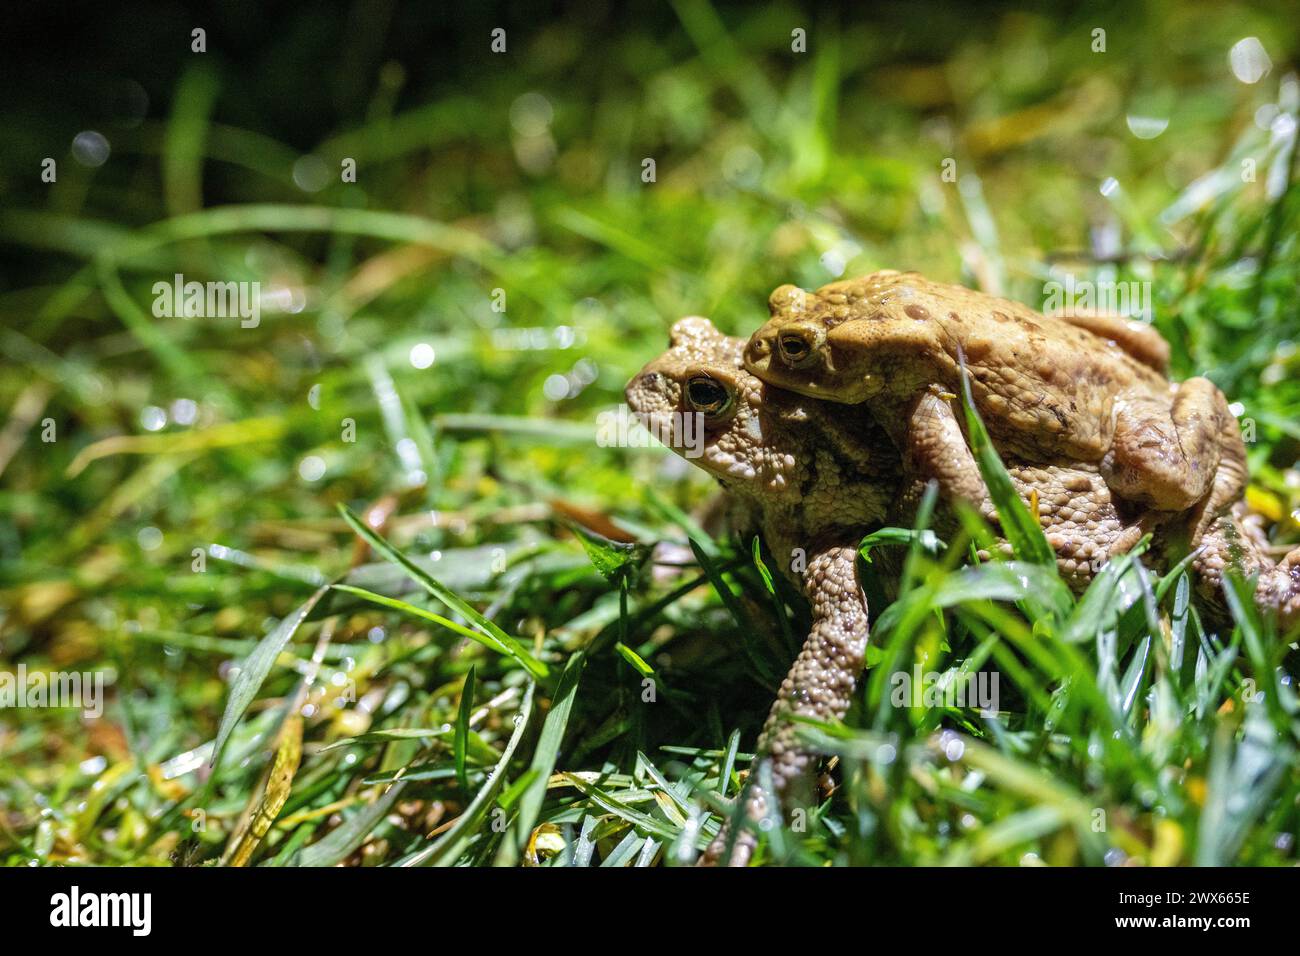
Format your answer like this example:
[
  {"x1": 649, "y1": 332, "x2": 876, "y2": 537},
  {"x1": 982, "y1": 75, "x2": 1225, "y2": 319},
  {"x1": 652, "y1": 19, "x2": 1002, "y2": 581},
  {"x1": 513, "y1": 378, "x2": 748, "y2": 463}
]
[
  {"x1": 1102, "y1": 378, "x2": 1231, "y2": 512},
  {"x1": 1193, "y1": 502, "x2": 1300, "y2": 633},
  {"x1": 1253, "y1": 547, "x2": 1300, "y2": 634},
  {"x1": 700, "y1": 544, "x2": 868, "y2": 865}
]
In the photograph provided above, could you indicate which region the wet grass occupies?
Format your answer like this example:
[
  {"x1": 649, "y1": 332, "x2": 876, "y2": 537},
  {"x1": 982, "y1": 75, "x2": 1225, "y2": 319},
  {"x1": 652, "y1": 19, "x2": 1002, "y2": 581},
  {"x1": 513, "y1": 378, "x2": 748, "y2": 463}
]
[{"x1": 1, "y1": 1, "x2": 1299, "y2": 866}]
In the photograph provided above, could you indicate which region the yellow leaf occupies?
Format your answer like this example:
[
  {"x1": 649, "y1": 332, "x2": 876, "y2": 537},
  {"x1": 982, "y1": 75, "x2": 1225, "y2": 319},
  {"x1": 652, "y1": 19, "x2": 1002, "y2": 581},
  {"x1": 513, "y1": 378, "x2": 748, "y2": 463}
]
[{"x1": 222, "y1": 711, "x2": 303, "y2": 867}]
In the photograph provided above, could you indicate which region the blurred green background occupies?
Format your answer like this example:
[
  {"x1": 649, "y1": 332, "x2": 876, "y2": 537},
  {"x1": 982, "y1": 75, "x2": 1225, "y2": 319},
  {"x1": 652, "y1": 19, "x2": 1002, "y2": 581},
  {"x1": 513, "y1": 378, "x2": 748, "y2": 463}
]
[{"x1": 1, "y1": 1, "x2": 1298, "y2": 866}]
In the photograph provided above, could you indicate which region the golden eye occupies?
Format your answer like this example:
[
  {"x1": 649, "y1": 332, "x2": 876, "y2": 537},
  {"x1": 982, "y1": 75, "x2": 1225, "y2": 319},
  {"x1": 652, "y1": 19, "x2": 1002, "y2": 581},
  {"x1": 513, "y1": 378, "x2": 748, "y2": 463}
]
[
  {"x1": 686, "y1": 376, "x2": 732, "y2": 417},
  {"x1": 777, "y1": 331, "x2": 816, "y2": 367}
]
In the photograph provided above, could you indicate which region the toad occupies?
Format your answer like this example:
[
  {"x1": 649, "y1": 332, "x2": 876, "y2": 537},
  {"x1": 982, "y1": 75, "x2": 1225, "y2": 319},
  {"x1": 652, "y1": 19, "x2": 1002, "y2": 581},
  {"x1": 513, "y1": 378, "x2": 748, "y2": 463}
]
[
  {"x1": 626, "y1": 317, "x2": 1297, "y2": 865},
  {"x1": 743, "y1": 271, "x2": 1240, "y2": 515}
]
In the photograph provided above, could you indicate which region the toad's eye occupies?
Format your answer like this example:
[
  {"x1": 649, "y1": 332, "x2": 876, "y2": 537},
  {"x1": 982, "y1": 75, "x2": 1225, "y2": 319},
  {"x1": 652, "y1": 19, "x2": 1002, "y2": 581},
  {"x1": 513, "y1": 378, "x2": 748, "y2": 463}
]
[
  {"x1": 685, "y1": 376, "x2": 732, "y2": 417},
  {"x1": 777, "y1": 330, "x2": 818, "y2": 367}
]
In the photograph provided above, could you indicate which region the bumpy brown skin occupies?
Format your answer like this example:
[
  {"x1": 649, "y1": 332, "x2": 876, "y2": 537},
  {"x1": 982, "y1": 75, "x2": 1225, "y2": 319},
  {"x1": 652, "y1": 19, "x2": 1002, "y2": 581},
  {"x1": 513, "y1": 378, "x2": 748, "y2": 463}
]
[
  {"x1": 626, "y1": 318, "x2": 894, "y2": 865},
  {"x1": 743, "y1": 271, "x2": 1238, "y2": 513},
  {"x1": 627, "y1": 318, "x2": 1299, "y2": 865},
  {"x1": 625, "y1": 320, "x2": 1144, "y2": 863}
]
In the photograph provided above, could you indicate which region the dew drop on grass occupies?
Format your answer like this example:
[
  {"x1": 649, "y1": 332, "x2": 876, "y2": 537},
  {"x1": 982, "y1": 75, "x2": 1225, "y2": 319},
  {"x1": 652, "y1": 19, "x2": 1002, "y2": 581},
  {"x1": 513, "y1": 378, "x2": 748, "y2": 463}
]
[
  {"x1": 299, "y1": 455, "x2": 326, "y2": 481},
  {"x1": 170, "y1": 398, "x2": 197, "y2": 425},
  {"x1": 72, "y1": 130, "x2": 110, "y2": 167},
  {"x1": 1229, "y1": 37, "x2": 1271, "y2": 84},
  {"x1": 509, "y1": 92, "x2": 553, "y2": 136},
  {"x1": 80, "y1": 756, "x2": 107, "y2": 775},
  {"x1": 140, "y1": 405, "x2": 167, "y2": 431},
  {"x1": 820, "y1": 248, "x2": 847, "y2": 276},
  {"x1": 543, "y1": 373, "x2": 570, "y2": 400},
  {"x1": 292, "y1": 154, "x2": 330, "y2": 192},
  {"x1": 1126, "y1": 115, "x2": 1169, "y2": 139},
  {"x1": 409, "y1": 343, "x2": 435, "y2": 369}
]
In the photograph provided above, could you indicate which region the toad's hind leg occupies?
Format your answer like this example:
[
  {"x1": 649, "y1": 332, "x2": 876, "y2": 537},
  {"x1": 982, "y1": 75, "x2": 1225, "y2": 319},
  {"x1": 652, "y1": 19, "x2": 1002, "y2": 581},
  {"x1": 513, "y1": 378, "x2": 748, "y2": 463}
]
[
  {"x1": 700, "y1": 544, "x2": 868, "y2": 866},
  {"x1": 1101, "y1": 377, "x2": 1228, "y2": 511},
  {"x1": 1057, "y1": 309, "x2": 1170, "y2": 373}
]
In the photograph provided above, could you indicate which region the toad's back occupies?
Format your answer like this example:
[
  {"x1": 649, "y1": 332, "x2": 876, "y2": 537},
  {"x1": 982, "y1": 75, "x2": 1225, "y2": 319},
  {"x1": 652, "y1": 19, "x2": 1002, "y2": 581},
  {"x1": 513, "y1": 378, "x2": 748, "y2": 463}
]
[{"x1": 802, "y1": 273, "x2": 1169, "y2": 460}]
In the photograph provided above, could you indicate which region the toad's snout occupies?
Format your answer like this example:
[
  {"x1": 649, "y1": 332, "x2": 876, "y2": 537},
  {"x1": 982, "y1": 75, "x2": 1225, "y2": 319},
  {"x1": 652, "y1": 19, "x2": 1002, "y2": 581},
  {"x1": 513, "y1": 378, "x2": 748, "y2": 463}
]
[{"x1": 742, "y1": 336, "x2": 774, "y2": 375}]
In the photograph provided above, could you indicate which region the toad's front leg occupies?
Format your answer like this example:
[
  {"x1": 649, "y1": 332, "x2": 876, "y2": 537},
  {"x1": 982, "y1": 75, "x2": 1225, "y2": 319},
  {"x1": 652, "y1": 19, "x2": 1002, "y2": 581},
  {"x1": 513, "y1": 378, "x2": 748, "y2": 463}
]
[
  {"x1": 701, "y1": 543, "x2": 869, "y2": 865},
  {"x1": 905, "y1": 388, "x2": 990, "y2": 510}
]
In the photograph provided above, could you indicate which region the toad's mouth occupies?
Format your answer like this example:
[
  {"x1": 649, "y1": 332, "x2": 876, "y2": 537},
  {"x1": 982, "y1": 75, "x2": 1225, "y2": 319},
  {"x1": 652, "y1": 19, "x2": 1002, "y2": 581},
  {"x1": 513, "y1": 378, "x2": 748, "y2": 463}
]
[
  {"x1": 633, "y1": 409, "x2": 709, "y2": 461},
  {"x1": 743, "y1": 347, "x2": 882, "y2": 402}
]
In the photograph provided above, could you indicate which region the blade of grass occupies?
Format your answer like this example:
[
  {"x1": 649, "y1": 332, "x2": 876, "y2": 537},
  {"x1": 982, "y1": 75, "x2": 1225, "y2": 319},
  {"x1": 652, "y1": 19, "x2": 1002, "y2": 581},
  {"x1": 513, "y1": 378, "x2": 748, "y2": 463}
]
[
  {"x1": 455, "y1": 665, "x2": 476, "y2": 793},
  {"x1": 338, "y1": 504, "x2": 548, "y2": 679},
  {"x1": 405, "y1": 681, "x2": 536, "y2": 866},
  {"x1": 496, "y1": 651, "x2": 585, "y2": 866},
  {"x1": 210, "y1": 584, "x2": 329, "y2": 768}
]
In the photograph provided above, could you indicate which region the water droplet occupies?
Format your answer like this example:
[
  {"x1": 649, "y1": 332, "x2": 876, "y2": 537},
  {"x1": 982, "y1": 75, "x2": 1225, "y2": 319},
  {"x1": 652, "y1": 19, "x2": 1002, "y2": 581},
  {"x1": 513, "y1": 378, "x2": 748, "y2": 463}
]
[
  {"x1": 543, "y1": 373, "x2": 570, "y2": 401},
  {"x1": 722, "y1": 145, "x2": 763, "y2": 188},
  {"x1": 79, "y1": 755, "x2": 107, "y2": 775},
  {"x1": 170, "y1": 398, "x2": 198, "y2": 425},
  {"x1": 509, "y1": 92, "x2": 553, "y2": 136},
  {"x1": 1229, "y1": 37, "x2": 1271, "y2": 84},
  {"x1": 292, "y1": 154, "x2": 330, "y2": 192},
  {"x1": 307, "y1": 384, "x2": 321, "y2": 409},
  {"x1": 72, "y1": 130, "x2": 110, "y2": 167},
  {"x1": 1126, "y1": 115, "x2": 1169, "y2": 140},
  {"x1": 409, "y1": 343, "x2": 435, "y2": 369},
  {"x1": 820, "y1": 249, "x2": 847, "y2": 276},
  {"x1": 1256, "y1": 103, "x2": 1280, "y2": 130},
  {"x1": 137, "y1": 526, "x2": 163, "y2": 551},
  {"x1": 140, "y1": 405, "x2": 167, "y2": 431},
  {"x1": 298, "y1": 455, "x2": 326, "y2": 481}
]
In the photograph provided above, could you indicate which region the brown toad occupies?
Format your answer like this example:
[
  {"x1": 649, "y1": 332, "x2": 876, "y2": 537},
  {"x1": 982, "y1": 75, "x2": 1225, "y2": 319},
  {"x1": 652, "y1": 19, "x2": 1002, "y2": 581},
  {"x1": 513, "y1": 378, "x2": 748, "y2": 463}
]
[
  {"x1": 743, "y1": 271, "x2": 1240, "y2": 515},
  {"x1": 626, "y1": 317, "x2": 1297, "y2": 866}
]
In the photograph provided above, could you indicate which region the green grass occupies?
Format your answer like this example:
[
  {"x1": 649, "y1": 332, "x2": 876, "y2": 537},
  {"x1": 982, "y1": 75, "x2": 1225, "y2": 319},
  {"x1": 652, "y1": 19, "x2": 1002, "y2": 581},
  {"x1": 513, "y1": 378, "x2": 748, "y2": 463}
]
[{"x1": 1, "y1": 1, "x2": 1299, "y2": 866}]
